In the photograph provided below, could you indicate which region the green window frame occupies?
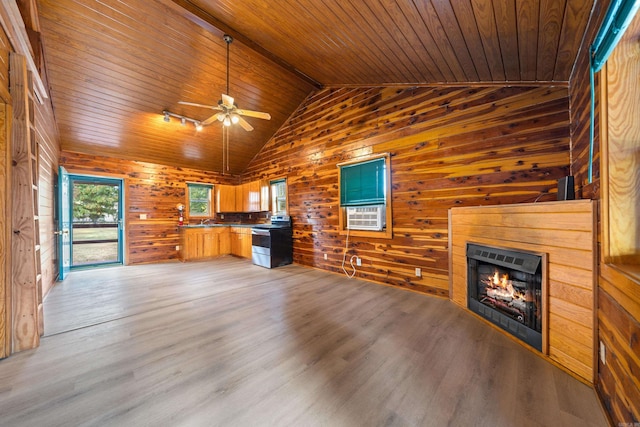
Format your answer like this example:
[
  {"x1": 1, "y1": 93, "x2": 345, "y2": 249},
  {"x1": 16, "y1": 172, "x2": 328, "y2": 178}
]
[
  {"x1": 339, "y1": 157, "x2": 386, "y2": 206},
  {"x1": 337, "y1": 154, "x2": 392, "y2": 238},
  {"x1": 187, "y1": 183, "x2": 213, "y2": 217}
]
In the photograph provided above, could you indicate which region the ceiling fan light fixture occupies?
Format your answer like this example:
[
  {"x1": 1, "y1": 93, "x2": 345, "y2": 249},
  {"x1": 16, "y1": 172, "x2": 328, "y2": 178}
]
[
  {"x1": 231, "y1": 114, "x2": 240, "y2": 124},
  {"x1": 223, "y1": 116, "x2": 231, "y2": 127},
  {"x1": 217, "y1": 113, "x2": 225, "y2": 122}
]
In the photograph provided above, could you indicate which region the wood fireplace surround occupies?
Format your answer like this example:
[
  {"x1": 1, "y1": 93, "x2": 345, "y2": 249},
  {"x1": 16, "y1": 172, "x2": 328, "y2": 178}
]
[{"x1": 449, "y1": 200, "x2": 596, "y2": 383}]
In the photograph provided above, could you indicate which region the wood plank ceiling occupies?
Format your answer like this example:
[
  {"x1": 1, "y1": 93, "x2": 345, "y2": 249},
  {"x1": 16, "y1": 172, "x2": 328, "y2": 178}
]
[{"x1": 35, "y1": 0, "x2": 595, "y2": 174}]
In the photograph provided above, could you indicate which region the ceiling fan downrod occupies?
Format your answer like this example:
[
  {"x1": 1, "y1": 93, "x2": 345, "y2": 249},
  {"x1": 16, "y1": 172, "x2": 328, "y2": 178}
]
[{"x1": 223, "y1": 34, "x2": 232, "y2": 97}]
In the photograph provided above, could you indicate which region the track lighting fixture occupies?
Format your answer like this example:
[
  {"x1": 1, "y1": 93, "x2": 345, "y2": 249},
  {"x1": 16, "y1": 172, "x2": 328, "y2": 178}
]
[{"x1": 162, "y1": 110, "x2": 203, "y2": 131}]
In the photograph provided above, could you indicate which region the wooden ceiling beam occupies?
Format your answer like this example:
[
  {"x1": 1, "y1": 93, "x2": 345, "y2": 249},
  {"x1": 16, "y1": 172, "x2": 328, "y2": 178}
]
[{"x1": 168, "y1": 0, "x2": 323, "y2": 89}]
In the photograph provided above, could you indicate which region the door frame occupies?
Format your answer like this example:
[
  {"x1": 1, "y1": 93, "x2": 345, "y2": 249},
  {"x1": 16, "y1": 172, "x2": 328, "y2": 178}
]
[
  {"x1": 57, "y1": 171, "x2": 126, "y2": 278},
  {"x1": 69, "y1": 174, "x2": 125, "y2": 269}
]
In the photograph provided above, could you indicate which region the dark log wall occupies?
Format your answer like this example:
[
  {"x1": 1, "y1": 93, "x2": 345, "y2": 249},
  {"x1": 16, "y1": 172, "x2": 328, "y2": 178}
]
[
  {"x1": 60, "y1": 151, "x2": 238, "y2": 265},
  {"x1": 570, "y1": 0, "x2": 639, "y2": 424},
  {"x1": 243, "y1": 85, "x2": 571, "y2": 296}
]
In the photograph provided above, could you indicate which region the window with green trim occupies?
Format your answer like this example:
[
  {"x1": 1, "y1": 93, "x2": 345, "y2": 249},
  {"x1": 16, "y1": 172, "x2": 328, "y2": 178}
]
[
  {"x1": 338, "y1": 155, "x2": 392, "y2": 237},
  {"x1": 187, "y1": 183, "x2": 213, "y2": 217}
]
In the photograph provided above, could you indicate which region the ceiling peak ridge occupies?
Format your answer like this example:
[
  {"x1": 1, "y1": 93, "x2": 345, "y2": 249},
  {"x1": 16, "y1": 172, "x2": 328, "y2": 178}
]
[{"x1": 168, "y1": 0, "x2": 322, "y2": 90}]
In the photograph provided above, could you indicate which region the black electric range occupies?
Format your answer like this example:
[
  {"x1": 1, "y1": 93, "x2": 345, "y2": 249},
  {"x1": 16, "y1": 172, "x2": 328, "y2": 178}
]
[{"x1": 251, "y1": 215, "x2": 293, "y2": 268}]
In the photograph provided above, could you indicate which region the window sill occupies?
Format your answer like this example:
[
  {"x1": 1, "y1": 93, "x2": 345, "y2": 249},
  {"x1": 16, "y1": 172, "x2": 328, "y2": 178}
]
[
  {"x1": 340, "y1": 228, "x2": 393, "y2": 240},
  {"x1": 607, "y1": 263, "x2": 640, "y2": 285}
]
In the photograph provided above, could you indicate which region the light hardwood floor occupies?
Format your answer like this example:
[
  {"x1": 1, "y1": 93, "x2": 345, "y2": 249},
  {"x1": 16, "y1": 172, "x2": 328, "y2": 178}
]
[{"x1": 0, "y1": 257, "x2": 608, "y2": 426}]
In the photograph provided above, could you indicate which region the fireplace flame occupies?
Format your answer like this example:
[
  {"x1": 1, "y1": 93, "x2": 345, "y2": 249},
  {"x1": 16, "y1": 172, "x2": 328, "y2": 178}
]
[{"x1": 482, "y1": 269, "x2": 526, "y2": 312}]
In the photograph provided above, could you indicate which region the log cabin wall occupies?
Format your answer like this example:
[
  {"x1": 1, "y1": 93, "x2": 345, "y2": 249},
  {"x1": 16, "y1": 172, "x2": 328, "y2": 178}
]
[
  {"x1": 60, "y1": 151, "x2": 239, "y2": 265},
  {"x1": 569, "y1": 0, "x2": 640, "y2": 424},
  {"x1": 243, "y1": 85, "x2": 571, "y2": 296}
]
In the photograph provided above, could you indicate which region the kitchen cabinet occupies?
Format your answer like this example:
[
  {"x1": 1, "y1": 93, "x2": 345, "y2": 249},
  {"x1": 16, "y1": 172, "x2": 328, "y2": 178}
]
[
  {"x1": 216, "y1": 180, "x2": 265, "y2": 213},
  {"x1": 247, "y1": 181, "x2": 260, "y2": 212},
  {"x1": 260, "y1": 180, "x2": 270, "y2": 212},
  {"x1": 218, "y1": 227, "x2": 231, "y2": 254},
  {"x1": 216, "y1": 185, "x2": 236, "y2": 213},
  {"x1": 235, "y1": 184, "x2": 244, "y2": 212},
  {"x1": 180, "y1": 227, "x2": 231, "y2": 261},
  {"x1": 230, "y1": 227, "x2": 252, "y2": 258}
]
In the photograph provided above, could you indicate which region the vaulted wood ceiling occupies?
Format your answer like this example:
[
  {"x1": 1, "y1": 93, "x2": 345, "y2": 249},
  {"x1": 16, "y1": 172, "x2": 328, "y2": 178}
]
[{"x1": 35, "y1": 0, "x2": 595, "y2": 174}]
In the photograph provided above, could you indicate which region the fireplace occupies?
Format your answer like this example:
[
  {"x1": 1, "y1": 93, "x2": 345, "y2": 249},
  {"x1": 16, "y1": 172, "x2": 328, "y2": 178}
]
[{"x1": 467, "y1": 243, "x2": 543, "y2": 351}]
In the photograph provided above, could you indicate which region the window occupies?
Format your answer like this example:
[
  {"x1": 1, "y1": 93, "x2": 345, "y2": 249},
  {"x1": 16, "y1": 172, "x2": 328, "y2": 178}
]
[
  {"x1": 599, "y1": 6, "x2": 640, "y2": 277},
  {"x1": 338, "y1": 154, "x2": 392, "y2": 238},
  {"x1": 270, "y1": 179, "x2": 287, "y2": 215},
  {"x1": 187, "y1": 183, "x2": 213, "y2": 217}
]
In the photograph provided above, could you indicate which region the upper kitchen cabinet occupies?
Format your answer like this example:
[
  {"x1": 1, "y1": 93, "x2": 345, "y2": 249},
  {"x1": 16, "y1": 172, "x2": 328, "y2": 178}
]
[
  {"x1": 215, "y1": 180, "x2": 265, "y2": 213},
  {"x1": 216, "y1": 185, "x2": 236, "y2": 213}
]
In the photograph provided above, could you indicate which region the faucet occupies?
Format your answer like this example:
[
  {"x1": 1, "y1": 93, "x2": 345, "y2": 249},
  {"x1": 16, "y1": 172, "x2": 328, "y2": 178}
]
[{"x1": 200, "y1": 218, "x2": 211, "y2": 225}]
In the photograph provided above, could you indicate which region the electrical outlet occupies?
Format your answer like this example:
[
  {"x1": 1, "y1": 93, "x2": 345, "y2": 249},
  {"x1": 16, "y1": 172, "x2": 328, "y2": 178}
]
[
  {"x1": 324, "y1": 253, "x2": 328, "y2": 260},
  {"x1": 140, "y1": 213, "x2": 147, "y2": 220},
  {"x1": 220, "y1": 214, "x2": 224, "y2": 219},
  {"x1": 600, "y1": 341, "x2": 606, "y2": 364},
  {"x1": 356, "y1": 257, "x2": 362, "y2": 266},
  {"x1": 175, "y1": 245, "x2": 180, "y2": 251},
  {"x1": 415, "y1": 267, "x2": 422, "y2": 277}
]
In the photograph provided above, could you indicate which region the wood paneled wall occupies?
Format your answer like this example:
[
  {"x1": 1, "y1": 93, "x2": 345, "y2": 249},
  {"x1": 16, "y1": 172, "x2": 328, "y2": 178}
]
[
  {"x1": 243, "y1": 85, "x2": 571, "y2": 296},
  {"x1": 60, "y1": 151, "x2": 239, "y2": 265},
  {"x1": 0, "y1": 13, "x2": 60, "y2": 354},
  {"x1": 34, "y1": 82, "x2": 59, "y2": 298},
  {"x1": 450, "y1": 201, "x2": 596, "y2": 382},
  {"x1": 570, "y1": 0, "x2": 640, "y2": 424}
]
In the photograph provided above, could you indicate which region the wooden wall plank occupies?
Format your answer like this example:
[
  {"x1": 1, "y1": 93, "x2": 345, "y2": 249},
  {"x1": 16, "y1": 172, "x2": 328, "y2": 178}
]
[
  {"x1": 449, "y1": 200, "x2": 596, "y2": 382},
  {"x1": 0, "y1": 99, "x2": 10, "y2": 358},
  {"x1": 243, "y1": 85, "x2": 571, "y2": 297}
]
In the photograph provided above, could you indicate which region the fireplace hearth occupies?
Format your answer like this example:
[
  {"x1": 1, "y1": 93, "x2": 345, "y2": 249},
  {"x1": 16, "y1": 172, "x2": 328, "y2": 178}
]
[{"x1": 467, "y1": 243, "x2": 543, "y2": 351}]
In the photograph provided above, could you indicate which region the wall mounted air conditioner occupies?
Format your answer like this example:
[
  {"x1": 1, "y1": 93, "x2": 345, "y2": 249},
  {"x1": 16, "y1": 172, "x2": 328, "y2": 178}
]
[{"x1": 346, "y1": 206, "x2": 385, "y2": 231}]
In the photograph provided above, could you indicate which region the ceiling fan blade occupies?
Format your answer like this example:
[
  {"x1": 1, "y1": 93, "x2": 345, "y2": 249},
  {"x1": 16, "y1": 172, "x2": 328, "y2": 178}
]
[
  {"x1": 178, "y1": 101, "x2": 219, "y2": 110},
  {"x1": 237, "y1": 116, "x2": 254, "y2": 132},
  {"x1": 201, "y1": 113, "x2": 221, "y2": 126},
  {"x1": 221, "y1": 94, "x2": 235, "y2": 108},
  {"x1": 235, "y1": 109, "x2": 271, "y2": 120}
]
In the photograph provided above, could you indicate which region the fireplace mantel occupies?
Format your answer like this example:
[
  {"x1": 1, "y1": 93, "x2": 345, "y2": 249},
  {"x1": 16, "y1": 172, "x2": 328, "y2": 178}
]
[{"x1": 449, "y1": 200, "x2": 596, "y2": 383}]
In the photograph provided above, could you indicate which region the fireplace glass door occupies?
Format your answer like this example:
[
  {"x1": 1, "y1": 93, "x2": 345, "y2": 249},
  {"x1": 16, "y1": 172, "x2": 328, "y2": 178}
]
[{"x1": 467, "y1": 243, "x2": 543, "y2": 351}]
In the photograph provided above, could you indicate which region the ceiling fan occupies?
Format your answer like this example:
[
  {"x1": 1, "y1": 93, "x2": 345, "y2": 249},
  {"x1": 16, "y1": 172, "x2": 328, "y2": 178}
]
[{"x1": 178, "y1": 35, "x2": 271, "y2": 132}]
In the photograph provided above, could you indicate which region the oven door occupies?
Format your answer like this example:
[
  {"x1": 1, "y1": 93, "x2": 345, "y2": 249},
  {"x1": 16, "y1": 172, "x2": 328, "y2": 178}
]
[
  {"x1": 252, "y1": 228, "x2": 272, "y2": 268},
  {"x1": 251, "y1": 228, "x2": 271, "y2": 248}
]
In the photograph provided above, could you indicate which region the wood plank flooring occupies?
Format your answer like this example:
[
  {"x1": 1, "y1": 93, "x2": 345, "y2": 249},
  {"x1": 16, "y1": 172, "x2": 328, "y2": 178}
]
[{"x1": 1, "y1": 257, "x2": 608, "y2": 426}]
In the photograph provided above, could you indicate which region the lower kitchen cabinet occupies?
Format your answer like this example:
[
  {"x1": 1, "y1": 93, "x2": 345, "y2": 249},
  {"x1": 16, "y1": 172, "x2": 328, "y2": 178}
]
[
  {"x1": 180, "y1": 227, "x2": 230, "y2": 261},
  {"x1": 230, "y1": 227, "x2": 252, "y2": 258},
  {"x1": 180, "y1": 226, "x2": 250, "y2": 261}
]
